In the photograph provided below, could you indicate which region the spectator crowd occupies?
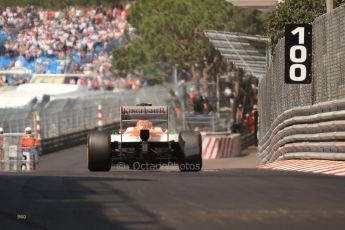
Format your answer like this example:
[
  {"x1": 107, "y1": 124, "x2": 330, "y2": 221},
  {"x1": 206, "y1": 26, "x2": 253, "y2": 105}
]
[{"x1": 0, "y1": 4, "x2": 138, "y2": 89}]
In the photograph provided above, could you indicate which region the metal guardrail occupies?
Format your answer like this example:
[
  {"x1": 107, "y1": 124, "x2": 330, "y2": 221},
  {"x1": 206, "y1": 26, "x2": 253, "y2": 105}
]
[
  {"x1": 259, "y1": 100, "x2": 345, "y2": 163},
  {"x1": 241, "y1": 134, "x2": 257, "y2": 150},
  {"x1": 259, "y1": 99, "x2": 345, "y2": 150},
  {"x1": 39, "y1": 122, "x2": 120, "y2": 154}
]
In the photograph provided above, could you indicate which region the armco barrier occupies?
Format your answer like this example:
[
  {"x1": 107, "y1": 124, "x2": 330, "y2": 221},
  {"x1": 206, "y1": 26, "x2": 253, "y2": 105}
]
[
  {"x1": 202, "y1": 133, "x2": 241, "y2": 159},
  {"x1": 40, "y1": 122, "x2": 120, "y2": 154},
  {"x1": 258, "y1": 99, "x2": 345, "y2": 164},
  {"x1": 241, "y1": 134, "x2": 256, "y2": 150},
  {"x1": 259, "y1": 6, "x2": 345, "y2": 164}
]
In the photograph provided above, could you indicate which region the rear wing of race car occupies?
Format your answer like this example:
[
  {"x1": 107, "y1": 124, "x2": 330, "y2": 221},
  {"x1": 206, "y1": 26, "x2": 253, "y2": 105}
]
[
  {"x1": 120, "y1": 105, "x2": 170, "y2": 141},
  {"x1": 120, "y1": 105, "x2": 168, "y2": 122}
]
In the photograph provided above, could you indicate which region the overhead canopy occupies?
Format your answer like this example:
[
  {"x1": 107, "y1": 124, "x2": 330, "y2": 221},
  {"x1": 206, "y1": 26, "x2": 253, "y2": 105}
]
[{"x1": 204, "y1": 30, "x2": 269, "y2": 79}]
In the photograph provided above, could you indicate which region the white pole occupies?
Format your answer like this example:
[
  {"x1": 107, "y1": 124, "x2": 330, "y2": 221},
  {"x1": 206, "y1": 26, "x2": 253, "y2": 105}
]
[
  {"x1": 326, "y1": 0, "x2": 336, "y2": 13},
  {"x1": 98, "y1": 101, "x2": 103, "y2": 129},
  {"x1": 173, "y1": 65, "x2": 178, "y2": 84},
  {"x1": 216, "y1": 74, "x2": 220, "y2": 118}
]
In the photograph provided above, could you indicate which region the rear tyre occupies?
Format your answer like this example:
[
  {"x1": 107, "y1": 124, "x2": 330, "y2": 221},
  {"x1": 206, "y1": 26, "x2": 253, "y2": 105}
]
[
  {"x1": 87, "y1": 131, "x2": 112, "y2": 172},
  {"x1": 178, "y1": 131, "x2": 202, "y2": 172}
]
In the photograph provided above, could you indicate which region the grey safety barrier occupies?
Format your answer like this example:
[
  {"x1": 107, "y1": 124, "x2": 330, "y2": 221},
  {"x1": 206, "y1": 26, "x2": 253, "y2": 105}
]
[
  {"x1": 277, "y1": 152, "x2": 345, "y2": 161},
  {"x1": 259, "y1": 99, "x2": 345, "y2": 163},
  {"x1": 259, "y1": 6, "x2": 345, "y2": 164},
  {"x1": 39, "y1": 122, "x2": 120, "y2": 154},
  {"x1": 271, "y1": 142, "x2": 345, "y2": 161},
  {"x1": 259, "y1": 99, "x2": 345, "y2": 149},
  {"x1": 260, "y1": 121, "x2": 345, "y2": 162},
  {"x1": 241, "y1": 134, "x2": 257, "y2": 150}
]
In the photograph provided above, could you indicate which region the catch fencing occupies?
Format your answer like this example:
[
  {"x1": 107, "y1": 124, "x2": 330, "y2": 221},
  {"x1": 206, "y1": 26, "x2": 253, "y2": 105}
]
[
  {"x1": 171, "y1": 79, "x2": 232, "y2": 132},
  {"x1": 0, "y1": 134, "x2": 38, "y2": 172},
  {"x1": 259, "y1": 6, "x2": 345, "y2": 163},
  {"x1": 0, "y1": 85, "x2": 175, "y2": 153}
]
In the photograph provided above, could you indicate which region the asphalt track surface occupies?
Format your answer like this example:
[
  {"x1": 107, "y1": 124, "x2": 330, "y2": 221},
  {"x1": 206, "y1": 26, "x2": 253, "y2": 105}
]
[{"x1": 1, "y1": 146, "x2": 345, "y2": 230}]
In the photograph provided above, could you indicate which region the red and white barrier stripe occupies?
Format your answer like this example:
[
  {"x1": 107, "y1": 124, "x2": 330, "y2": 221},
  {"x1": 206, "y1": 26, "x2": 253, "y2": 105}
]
[
  {"x1": 258, "y1": 160, "x2": 345, "y2": 176},
  {"x1": 98, "y1": 101, "x2": 103, "y2": 127},
  {"x1": 202, "y1": 134, "x2": 241, "y2": 160},
  {"x1": 34, "y1": 111, "x2": 41, "y2": 140}
]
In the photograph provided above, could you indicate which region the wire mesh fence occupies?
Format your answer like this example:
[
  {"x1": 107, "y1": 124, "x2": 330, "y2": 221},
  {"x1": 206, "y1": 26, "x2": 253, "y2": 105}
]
[
  {"x1": 259, "y1": 6, "x2": 345, "y2": 140},
  {"x1": 0, "y1": 85, "x2": 175, "y2": 140},
  {"x1": 0, "y1": 134, "x2": 38, "y2": 172},
  {"x1": 169, "y1": 79, "x2": 232, "y2": 132}
]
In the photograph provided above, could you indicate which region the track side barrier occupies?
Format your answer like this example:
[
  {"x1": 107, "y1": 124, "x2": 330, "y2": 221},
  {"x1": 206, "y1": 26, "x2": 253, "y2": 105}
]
[
  {"x1": 201, "y1": 132, "x2": 241, "y2": 159},
  {"x1": 259, "y1": 7, "x2": 345, "y2": 166},
  {"x1": 259, "y1": 99, "x2": 345, "y2": 164},
  {"x1": 241, "y1": 134, "x2": 256, "y2": 150},
  {"x1": 39, "y1": 121, "x2": 120, "y2": 154}
]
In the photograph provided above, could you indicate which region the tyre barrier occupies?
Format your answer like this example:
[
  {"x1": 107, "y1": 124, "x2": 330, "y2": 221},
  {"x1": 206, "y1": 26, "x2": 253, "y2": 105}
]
[{"x1": 201, "y1": 133, "x2": 241, "y2": 159}]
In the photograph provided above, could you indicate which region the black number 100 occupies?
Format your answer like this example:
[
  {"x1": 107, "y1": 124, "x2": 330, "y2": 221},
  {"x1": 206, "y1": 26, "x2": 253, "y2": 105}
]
[{"x1": 285, "y1": 24, "x2": 312, "y2": 84}]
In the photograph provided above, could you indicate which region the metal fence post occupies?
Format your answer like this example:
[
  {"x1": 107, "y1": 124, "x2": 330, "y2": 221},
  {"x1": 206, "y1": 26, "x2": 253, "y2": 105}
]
[
  {"x1": 212, "y1": 116, "x2": 216, "y2": 132},
  {"x1": 326, "y1": 0, "x2": 336, "y2": 13},
  {"x1": 33, "y1": 112, "x2": 41, "y2": 142}
]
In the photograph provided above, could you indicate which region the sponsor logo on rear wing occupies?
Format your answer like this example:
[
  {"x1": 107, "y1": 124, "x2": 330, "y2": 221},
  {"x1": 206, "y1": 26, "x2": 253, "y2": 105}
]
[{"x1": 120, "y1": 106, "x2": 168, "y2": 121}]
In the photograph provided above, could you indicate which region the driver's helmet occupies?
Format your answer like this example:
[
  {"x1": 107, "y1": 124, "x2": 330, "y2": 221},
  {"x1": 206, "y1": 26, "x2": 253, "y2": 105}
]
[{"x1": 136, "y1": 120, "x2": 153, "y2": 129}]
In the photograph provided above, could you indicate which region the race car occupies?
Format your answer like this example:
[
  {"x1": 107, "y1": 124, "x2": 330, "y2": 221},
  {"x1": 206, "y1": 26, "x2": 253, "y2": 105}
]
[{"x1": 87, "y1": 103, "x2": 202, "y2": 172}]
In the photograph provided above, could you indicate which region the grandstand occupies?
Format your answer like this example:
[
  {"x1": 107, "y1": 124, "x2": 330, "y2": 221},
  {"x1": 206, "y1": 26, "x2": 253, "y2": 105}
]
[{"x1": 0, "y1": 4, "x2": 131, "y2": 86}]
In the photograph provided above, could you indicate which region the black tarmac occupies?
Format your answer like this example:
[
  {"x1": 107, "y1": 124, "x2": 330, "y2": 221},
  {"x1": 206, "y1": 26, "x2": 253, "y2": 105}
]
[{"x1": 1, "y1": 145, "x2": 345, "y2": 230}]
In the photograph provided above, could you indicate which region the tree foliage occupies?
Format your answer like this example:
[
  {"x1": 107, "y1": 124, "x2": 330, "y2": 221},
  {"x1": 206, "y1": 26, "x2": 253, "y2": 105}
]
[
  {"x1": 266, "y1": 0, "x2": 345, "y2": 51},
  {"x1": 112, "y1": 0, "x2": 266, "y2": 74}
]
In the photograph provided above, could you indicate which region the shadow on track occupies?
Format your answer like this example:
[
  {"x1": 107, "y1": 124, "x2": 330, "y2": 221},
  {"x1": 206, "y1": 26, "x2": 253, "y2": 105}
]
[{"x1": 0, "y1": 174, "x2": 172, "y2": 230}]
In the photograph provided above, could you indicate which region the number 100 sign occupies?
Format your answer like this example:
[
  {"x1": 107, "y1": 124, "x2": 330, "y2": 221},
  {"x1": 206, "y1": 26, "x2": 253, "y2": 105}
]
[{"x1": 285, "y1": 24, "x2": 312, "y2": 84}]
